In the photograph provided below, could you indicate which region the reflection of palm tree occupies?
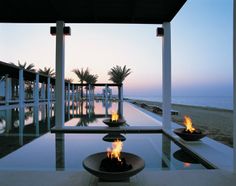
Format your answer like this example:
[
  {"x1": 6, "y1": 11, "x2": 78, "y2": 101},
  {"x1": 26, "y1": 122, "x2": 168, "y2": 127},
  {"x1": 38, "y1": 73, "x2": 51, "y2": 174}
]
[
  {"x1": 77, "y1": 115, "x2": 97, "y2": 126},
  {"x1": 72, "y1": 68, "x2": 90, "y2": 98}
]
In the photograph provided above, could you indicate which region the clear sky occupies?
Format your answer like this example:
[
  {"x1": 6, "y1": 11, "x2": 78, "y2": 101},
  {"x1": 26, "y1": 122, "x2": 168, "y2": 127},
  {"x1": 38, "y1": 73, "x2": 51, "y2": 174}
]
[{"x1": 0, "y1": 0, "x2": 233, "y2": 98}]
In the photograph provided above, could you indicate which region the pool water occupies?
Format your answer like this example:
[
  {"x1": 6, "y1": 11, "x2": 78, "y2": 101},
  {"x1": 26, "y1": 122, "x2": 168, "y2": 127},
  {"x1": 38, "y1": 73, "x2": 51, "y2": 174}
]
[{"x1": 0, "y1": 101, "x2": 211, "y2": 171}]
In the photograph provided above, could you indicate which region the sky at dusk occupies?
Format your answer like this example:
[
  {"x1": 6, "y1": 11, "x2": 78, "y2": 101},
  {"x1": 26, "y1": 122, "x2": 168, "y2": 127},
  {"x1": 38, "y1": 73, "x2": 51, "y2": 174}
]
[{"x1": 0, "y1": 0, "x2": 233, "y2": 98}]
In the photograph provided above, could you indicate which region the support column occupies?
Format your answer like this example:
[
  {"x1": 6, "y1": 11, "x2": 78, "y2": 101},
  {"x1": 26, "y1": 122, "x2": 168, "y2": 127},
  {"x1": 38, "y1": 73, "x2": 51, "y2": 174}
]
[
  {"x1": 19, "y1": 69, "x2": 24, "y2": 108},
  {"x1": 162, "y1": 22, "x2": 172, "y2": 131},
  {"x1": 34, "y1": 74, "x2": 39, "y2": 126},
  {"x1": 55, "y1": 21, "x2": 65, "y2": 128},
  {"x1": 72, "y1": 84, "x2": 74, "y2": 117},
  {"x1": 19, "y1": 69, "x2": 25, "y2": 145},
  {"x1": 47, "y1": 76, "x2": 51, "y2": 130},
  {"x1": 233, "y1": 0, "x2": 236, "y2": 172},
  {"x1": 47, "y1": 77, "x2": 51, "y2": 107}
]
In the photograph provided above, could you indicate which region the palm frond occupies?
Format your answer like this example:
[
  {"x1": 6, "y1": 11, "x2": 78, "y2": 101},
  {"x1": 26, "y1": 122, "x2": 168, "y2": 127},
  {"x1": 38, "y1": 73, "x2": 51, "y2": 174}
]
[{"x1": 108, "y1": 65, "x2": 131, "y2": 84}]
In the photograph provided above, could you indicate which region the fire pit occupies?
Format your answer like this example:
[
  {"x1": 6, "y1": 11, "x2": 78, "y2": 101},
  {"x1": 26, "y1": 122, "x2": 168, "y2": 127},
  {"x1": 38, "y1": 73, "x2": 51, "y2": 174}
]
[
  {"x1": 103, "y1": 133, "x2": 126, "y2": 142},
  {"x1": 103, "y1": 112, "x2": 126, "y2": 127},
  {"x1": 83, "y1": 140, "x2": 145, "y2": 181},
  {"x1": 174, "y1": 116, "x2": 208, "y2": 141}
]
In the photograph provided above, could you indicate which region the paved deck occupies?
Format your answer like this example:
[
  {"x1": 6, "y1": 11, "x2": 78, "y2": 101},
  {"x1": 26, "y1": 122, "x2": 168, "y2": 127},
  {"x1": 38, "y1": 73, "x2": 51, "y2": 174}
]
[{"x1": 0, "y1": 169, "x2": 235, "y2": 186}]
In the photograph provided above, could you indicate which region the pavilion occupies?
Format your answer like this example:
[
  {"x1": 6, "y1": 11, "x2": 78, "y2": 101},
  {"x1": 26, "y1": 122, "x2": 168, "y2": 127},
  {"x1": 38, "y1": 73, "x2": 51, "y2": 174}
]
[{"x1": 0, "y1": 0, "x2": 236, "y2": 185}]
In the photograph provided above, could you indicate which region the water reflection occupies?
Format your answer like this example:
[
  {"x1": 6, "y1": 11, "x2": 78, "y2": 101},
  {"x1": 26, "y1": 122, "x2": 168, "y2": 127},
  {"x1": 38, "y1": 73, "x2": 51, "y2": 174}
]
[{"x1": 0, "y1": 103, "x2": 55, "y2": 158}]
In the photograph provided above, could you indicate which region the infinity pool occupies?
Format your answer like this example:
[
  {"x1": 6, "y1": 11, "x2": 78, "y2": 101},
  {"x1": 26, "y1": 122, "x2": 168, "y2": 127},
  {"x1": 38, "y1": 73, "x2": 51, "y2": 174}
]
[{"x1": 0, "y1": 101, "x2": 212, "y2": 171}]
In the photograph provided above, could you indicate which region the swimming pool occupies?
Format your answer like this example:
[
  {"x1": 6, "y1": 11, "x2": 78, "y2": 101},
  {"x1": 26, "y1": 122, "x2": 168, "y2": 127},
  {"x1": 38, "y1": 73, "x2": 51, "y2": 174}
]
[{"x1": 0, "y1": 100, "x2": 213, "y2": 171}]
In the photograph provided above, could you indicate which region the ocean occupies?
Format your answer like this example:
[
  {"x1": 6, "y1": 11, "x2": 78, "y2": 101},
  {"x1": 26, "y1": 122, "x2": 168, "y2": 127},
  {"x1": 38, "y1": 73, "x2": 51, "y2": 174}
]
[{"x1": 126, "y1": 96, "x2": 233, "y2": 110}]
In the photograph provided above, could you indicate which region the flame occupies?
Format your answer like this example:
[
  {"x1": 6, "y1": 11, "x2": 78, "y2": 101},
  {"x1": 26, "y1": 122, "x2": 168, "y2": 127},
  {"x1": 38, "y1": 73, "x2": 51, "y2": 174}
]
[
  {"x1": 107, "y1": 139, "x2": 123, "y2": 161},
  {"x1": 183, "y1": 116, "x2": 196, "y2": 133},
  {"x1": 111, "y1": 112, "x2": 119, "y2": 122}
]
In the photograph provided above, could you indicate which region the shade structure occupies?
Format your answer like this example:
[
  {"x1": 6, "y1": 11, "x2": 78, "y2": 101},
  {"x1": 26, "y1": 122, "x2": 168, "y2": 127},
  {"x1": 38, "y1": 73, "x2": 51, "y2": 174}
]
[{"x1": 1, "y1": 0, "x2": 186, "y2": 24}]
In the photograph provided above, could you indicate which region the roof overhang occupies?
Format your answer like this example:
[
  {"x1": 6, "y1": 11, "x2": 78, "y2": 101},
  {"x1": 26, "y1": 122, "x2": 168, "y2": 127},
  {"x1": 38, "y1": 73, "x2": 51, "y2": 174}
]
[{"x1": 0, "y1": 0, "x2": 187, "y2": 24}]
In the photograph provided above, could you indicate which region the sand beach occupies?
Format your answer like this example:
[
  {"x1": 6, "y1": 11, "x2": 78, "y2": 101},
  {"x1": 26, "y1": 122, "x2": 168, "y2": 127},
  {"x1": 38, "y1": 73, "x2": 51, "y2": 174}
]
[{"x1": 128, "y1": 99, "x2": 233, "y2": 147}]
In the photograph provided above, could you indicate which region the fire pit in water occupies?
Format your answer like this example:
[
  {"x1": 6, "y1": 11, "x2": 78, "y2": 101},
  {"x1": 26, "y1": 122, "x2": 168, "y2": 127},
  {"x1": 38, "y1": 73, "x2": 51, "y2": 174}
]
[
  {"x1": 103, "y1": 112, "x2": 126, "y2": 127},
  {"x1": 174, "y1": 116, "x2": 208, "y2": 141},
  {"x1": 83, "y1": 139, "x2": 145, "y2": 181}
]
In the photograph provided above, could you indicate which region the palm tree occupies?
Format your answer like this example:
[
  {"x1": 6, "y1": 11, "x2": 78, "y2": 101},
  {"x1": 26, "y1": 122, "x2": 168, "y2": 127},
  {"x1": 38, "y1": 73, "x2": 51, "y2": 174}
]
[
  {"x1": 72, "y1": 68, "x2": 90, "y2": 98},
  {"x1": 65, "y1": 78, "x2": 74, "y2": 83},
  {"x1": 108, "y1": 65, "x2": 131, "y2": 101},
  {"x1": 10, "y1": 61, "x2": 36, "y2": 99},
  {"x1": 10, "y1": 60, "x2": 35, "y2": 71},
  {"x1": 108, "y1": 65, "x2": 131, "y2": 84},
  {"x1": 84, "y1": 74, "x2": 98, "y2": 100},
  {"x1": 38, "y1": 67, "x2": 55, "y2": 77}
]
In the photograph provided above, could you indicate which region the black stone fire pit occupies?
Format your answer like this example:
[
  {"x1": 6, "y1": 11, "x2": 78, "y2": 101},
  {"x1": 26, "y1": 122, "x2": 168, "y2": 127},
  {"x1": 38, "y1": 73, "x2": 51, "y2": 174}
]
[
  {"x1": 174, "y1": 128, "x2": 208, "y2": 141},
  {"x1": 83, "y1": 152, "x2": 145, "y2": 181},
  {"x1": 103, "y1": 118, "x2": 126, "y2": 127},
  {"x1": 103, "y1": 133, "x2": 126, "y2": 142}
]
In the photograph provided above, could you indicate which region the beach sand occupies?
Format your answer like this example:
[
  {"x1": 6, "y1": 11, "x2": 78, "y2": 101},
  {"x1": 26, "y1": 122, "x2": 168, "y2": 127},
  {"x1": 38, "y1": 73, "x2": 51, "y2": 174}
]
[{"x1": 129, "y1": 99, "x2": 233, "y2": 147}]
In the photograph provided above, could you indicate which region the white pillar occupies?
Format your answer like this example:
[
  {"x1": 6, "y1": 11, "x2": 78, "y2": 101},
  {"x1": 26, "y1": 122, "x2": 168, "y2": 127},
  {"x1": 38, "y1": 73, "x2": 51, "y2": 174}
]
[
  {"x1": 72, "y1": 84, "x2": 74, "y2": 116},
  {"x1": 34, "y1": 74, "x2": 39, "y2": 126},
  {"x1": 233, "y1": 0, "x2": 236, "y2": 172},
  {"x1": 55, "y1": 21, "x2": 65, "y2": 128},
  {"x1": 68, "y1": 83, "x2": 70, "y2": 108},
  {"x1": 89, "y1": 84, "x2": 91, "y2": 102},
  {"x1": 34, "y1": 74, "x2": 39, "y2": 107},
  {"x1": 76, "y1": 85, "x2": 79, "y2": 102},
  {"x1": 19, "y1": 69, "x2": 24, "y2": 108},
  {"x1": 162, "y1": 22, "x2": 172, "y2": 131},
  {"x1": 47, "y1": 77, "x2": 51, "y2": 105}
]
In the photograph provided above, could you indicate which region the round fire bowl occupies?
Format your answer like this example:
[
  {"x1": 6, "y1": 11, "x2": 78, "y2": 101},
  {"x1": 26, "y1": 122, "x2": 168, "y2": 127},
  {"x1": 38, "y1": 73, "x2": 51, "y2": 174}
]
[
  {"x1": 103, "y1": 133, "x2": 126, "y2": 142},
  {"x1": 103, "y1": 119, "x2": 126, "y2": 127},
  {"x1": 83, "y1": 152, "x2": 145, "y2": 181},
  {"x1": 174, "y1": 128, "x2": 208, "y2": 141}
]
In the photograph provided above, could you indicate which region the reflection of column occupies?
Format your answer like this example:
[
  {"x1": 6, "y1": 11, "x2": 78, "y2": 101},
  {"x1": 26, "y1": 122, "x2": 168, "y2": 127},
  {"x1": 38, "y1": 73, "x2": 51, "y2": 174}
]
[
  {"x1": 105, "y1": 100, "x2": 108, "y2": 117},
  {"x1": 5, "y1": 109, "x2": 12, "y2": 132},
  {"x1": 19, "y1": 107, "x2": 25, "y2": 146},
  {"x1": 118, "y1": 101, "x2": 123, "y2": 118},
  {"x1": 162, "y1": 135, "x2": 171, "y2": 170},
  {"x1": 55, "y1": 133, "x2": 65, "y2": 170},
  {"x1": 47, "y1": 103, "x2": 51, "y2": 131},
  {"x1": 34, "y1": 106, "x2": 39, "y2": 137}
]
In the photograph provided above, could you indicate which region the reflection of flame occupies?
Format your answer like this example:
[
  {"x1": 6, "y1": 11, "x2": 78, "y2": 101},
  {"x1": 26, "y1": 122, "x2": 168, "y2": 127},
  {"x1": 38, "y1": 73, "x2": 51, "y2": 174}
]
[
  {"x1": 107, "y1": 139, "x2": 123, "y2": 161},
  {"x1": 111, "y1": 112, "x2": 119, "y2": 122},
  {"x1": 183, "y1": 116, "x2": 196, "y2": 133},
  {"x1": 184, "y1": 162, "x2": 191, "y2": 167}
]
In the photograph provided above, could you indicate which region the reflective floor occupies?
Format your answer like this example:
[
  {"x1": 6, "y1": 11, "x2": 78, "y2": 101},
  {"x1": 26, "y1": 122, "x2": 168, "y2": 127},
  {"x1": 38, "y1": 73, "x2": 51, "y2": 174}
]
[{"x1": 0, "y1": 100, "x2": 210, "y2": 171}]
